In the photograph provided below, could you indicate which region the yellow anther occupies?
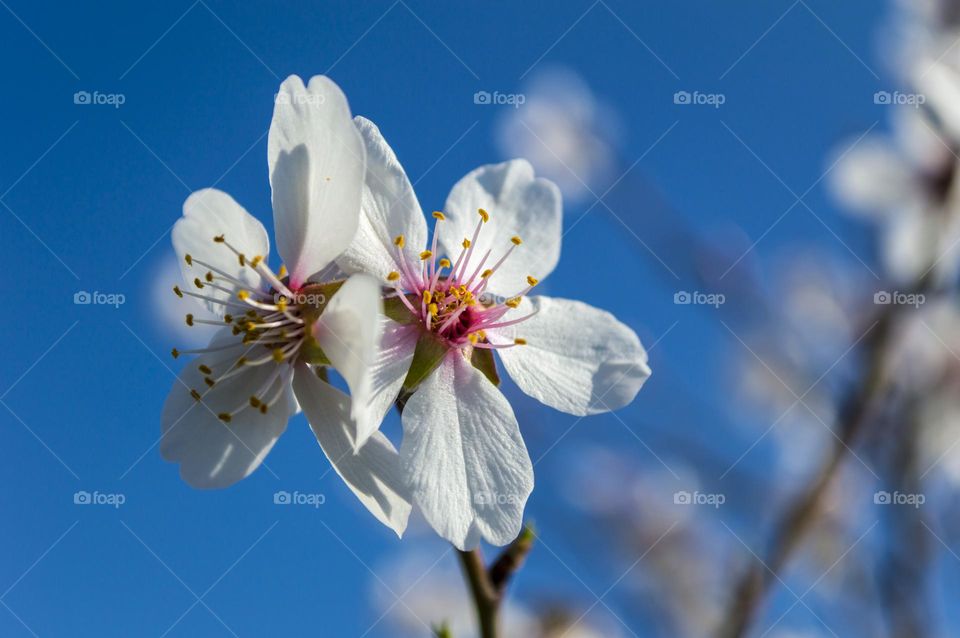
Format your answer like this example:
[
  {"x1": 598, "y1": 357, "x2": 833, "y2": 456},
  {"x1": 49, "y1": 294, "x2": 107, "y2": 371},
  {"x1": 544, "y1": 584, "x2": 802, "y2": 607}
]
[
  {"x1": 194, "y1": 277, "x2": 204, "y2": 289},
  {"x1": 468, "y1": 333, "x2": 478, "y2": 344},
  {"x1": 224, "y1": 314, "x2": 233, "y2": 323},
  {"x1": 217, "y1": 413, "x2": 232, "y2": 423},
  {"x1": 428, "y1": 303, "x2": 439, "y2": 317},
  {"x1": 478, "y1": 208, "x2": 489, "y2": 223},
  {"x1": 272, "y1": 348, "x2": 285, "y2": 363},
  {"x1": 184, "y1": 254, "x2": 193, "y2": 266},
  {"x1": 204, "y1": 377, "x2": 215, "y2": 387},
  {"x1": 387, "y1": 271, "x2": 401, "y2": 282},
  {"x1": 190, "y1": 389, "x2": 202, "y2": 402},
  {"x1": 422, "y1": 290, "x2": 433, "y2": 304},
  {"x1": 505, "y1": 297, "x2": 521, "y2": 308},
  {"x1": 481, "y1": 269, "x2": 494, "y2": 279},
  {"x1": 185, "y1": 314, "x2": 194, "y2": 326},
  {"x1": 245, "y1": 321, "x2": 258, "y2": 332},
  {"x1": 198, "y1": 364, "x2": 212, "y2": 375},
  {"x1": 237, "y1": 290, "x2": 250, "y2": 300},
  {"x1": 420, "y1": 250, "x2": 433, "y2": 260},
  {"x1": 249, "y1": 396, "x2": 261, "y2": 408},
  {"x1": 278, "y1": 264, "x2": 287, "y2": 278},
  {"x1": 205, "y1": 271, "x2": 214, "y2": 282},
  {"x1": 526, "y1": 275, "x2": 539, "y2": 286},
  {"x1": 511, "y1": 235, "x2": 523, "y2": 246},
  {"x1": 250, "y1": 255, "x2": 263, "y2": 267},
  {"x1": 462, "y1": 238, "x2": 471, "y2": 249},
  {"x1": 238, "y1": 253, "x2": 246, "y2": 267},
  {"x1": 173, "y1": 286, "x2": 183, "y2": 298},
  {"x1": 276, "y1": 298, "x2": 287, "y2": 312},
  {"x1": 171, "y1": 348, "x2": 180, "y2": 359},
  {"x1": 432, "y1": 211, "x2": 446, "y2": 220},
  {"x1": 259, "y1": 404, "x2": 268, "y2": 414},
  {"x1": 213, "y1": 235, "x2": 225, "y2": 243},
  {"x1": 477, "y1": 330, "x2": 487, "y2": 340},
  {"x1": 439, "y1": 258, "x2": 451, "y2": 269},
  {"x1": 394, "y1": 235, "x2": 406, "y2": 248},
  {"x1": 514, "y1": 338, "x2": 527, "y2": 346}
]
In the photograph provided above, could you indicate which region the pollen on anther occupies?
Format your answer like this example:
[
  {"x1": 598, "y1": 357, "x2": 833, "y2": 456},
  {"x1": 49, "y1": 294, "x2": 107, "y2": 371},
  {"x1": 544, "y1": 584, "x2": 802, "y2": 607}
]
[
  {"x1": 204, "y1": 377, "x2": 216, "y2": 387},
  {"x1": 213, "y1": 235, "x2": 225, "y2": 243},
  {"x1": 278, "y1": 264, "x2": 288, "y2": 278},
  {"x1": 428, "y1": 303, "x2": 439, "y2": 317},
  {"x1": 237, "y1": 290, "x2": 250, "y2": 300},
  {"x1": 259, "y1": 404, "x2": 268, "y2": 414},
  {"x1": 276, "y1": 297, "x2": 287, "y2": 312},
  {"x1": 432, "y1": 211, "x2": 446, "y2": 220},
  {"x1": 235, "y1": 357, "x2": 248, "y2": 367},
  {"x1": 422, "y1": 290, "x2": 433, "y2": 304},
  {"x1": 526, "y1": 275, "x2": 539, "y2": 286},
  {"x1": 173, "y1": 286, "x2": 183, "y2": 298},
  {"x1": 238, "y1": 254, "x2": 246, "y2": 267},
  {"x1": 185, "y1": 314, "x2": 194, "y2": 326},
  {"x1": 217, "y1": 413, "x2": 232, "y2": 423},
  {"x1": 514, "y1": 338, "x2": 527, "y2": 345},
  {"x1": 198, "y1": 364, "x2": 212, "y2": 375},
  {"x1": 387, "y1": 271, "x2": 400, "y2": 282},
  {"x1": 478, "y1": 208, "x2": 489, "y2": 223},
  {"x1": 481, "y1": 269, "x2": 494, "y2": 279},
  {"x1": 224, "y1": 314, "x2": 233, "y2": 323},
  {"x1": 250, "y1": 255, "x2": 263, "y2": 267},
  {"x1": 511, "y1": 236, "x2": 523, "y2": 246},
  {"x1": 462, "y1": 238, "x2": 471, "y2": 249},
  {"x1": 249, "y1": 396, "x2": 261, "y2": 408},
  {"x1": 272, "y1": 348, "x2": 285, "y2": 363},
  {"x1": 184, "y1": 254, "x2": 193, "y2": 266},
  {"x1": 394, "y1": 235, "x2": 406, "y2": 248},
  {"x1": 468, "y1": 333, "x2": 478, "y2": 344},
  {"x1": 171, "y1": 348, "x2": 180, "y2": 359},
  {"x1": 194, "y1": 277, "x2": 204, "y2": 289},
  {"x1": 439, "y1": 258, "x2": 451, "y2": 269},
  {"x1": 190, "y1": 389, "x2": 202, "y2": 401},
  {"x1": 205, "y1": 271, "x2": 214, "y2": 283},
  {"x1": 419, "y1": 250, "x2": 433, "y2": 261},
  {"x1": 505, "y1": 298, "x2": 521, "y2": 308}
]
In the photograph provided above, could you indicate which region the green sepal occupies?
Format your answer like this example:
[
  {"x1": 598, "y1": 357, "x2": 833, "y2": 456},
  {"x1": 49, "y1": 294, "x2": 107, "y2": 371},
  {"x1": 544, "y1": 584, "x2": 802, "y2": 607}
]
[
  {"x1": 383, "y1": 293, "x2": 420, "y2": 324},
  {"x1": 293, "y1": 280, "x2": 345, "y2": 366},
  {"x1": 469, "y1": 346, "x2": 501, "y2": 386},
  {"x1": 402, "y1": 333, "x2": 448, "y2": 391}
]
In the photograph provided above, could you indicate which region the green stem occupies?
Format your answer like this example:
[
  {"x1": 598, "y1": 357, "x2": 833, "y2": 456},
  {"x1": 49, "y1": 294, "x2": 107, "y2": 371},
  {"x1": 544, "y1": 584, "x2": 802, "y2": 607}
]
[{"x1": 457, "y1": 549, "x2": 500, "y2": 638}]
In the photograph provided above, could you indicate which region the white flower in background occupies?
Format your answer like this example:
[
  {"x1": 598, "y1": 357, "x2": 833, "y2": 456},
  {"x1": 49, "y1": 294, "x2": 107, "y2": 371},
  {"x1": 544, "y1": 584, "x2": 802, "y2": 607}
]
[
  {"x1": 495, "y1": 67, "x2": 619, "y2": 203},
  {"x1": 336, "y1": 117, "x2": 651, "y2": 549},
  {"x1": 830, "y1": 107, "x2": 960, "y2": 282},
  {"x1": 161, "y1": 75, "x2": 410, "y2": 535}
]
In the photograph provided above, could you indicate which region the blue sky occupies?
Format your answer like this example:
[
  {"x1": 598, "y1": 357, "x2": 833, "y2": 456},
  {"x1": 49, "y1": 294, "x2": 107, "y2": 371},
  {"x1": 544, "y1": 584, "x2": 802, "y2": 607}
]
[{"x1": 0, "y1": 1, "x2": 902, "y2": 636}]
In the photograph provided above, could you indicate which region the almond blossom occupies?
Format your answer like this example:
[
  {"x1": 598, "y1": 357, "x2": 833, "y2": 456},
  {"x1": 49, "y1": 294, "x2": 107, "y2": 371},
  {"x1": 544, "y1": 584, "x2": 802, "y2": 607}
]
[
  {"x1": 336, "y1": 117, "x2": 652, "y2": 549},
  {"x1": 160, "y1": 75, "x2": 410, "y2": 535}
]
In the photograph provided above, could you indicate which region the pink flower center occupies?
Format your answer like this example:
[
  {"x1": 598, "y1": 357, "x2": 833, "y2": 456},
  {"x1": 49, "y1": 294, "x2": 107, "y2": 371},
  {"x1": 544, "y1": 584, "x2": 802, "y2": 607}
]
[{"x1": 386, "y1": 208, "x2": 537, "y2": 349}]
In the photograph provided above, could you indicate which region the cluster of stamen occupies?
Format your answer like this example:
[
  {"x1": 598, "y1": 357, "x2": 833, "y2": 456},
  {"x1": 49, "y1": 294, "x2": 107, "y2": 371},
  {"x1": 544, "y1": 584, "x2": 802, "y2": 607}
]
[
  {"x1": 171, "y1": 235, "x2": 307, "y2": 423},
  {"x1": 385, "y1": 208, "x2": 536, "y2": 349}
]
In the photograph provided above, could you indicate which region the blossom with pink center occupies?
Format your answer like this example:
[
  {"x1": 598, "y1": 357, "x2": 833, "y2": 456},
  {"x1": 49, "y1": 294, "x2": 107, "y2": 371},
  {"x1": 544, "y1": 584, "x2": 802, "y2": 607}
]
[
  {"x1": 337, "y1": 117, "x2": 652, "y2": 549},
  {"x1": 160, "y1": 76, "x2": 410, "y2": 536}
]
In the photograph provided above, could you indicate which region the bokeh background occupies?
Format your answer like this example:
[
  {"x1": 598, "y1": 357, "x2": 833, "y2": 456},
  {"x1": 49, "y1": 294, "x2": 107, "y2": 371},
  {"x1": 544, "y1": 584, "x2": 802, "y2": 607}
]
[{"x1": 1, "y1": 0, "x2": 953, "y2": 636}]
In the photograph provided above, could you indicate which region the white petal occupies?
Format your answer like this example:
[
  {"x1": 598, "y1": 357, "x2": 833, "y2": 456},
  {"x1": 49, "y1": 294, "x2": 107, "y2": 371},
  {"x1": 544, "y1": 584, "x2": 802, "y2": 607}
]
[
  {"x1": 440, "y1": 159, "x2": 562, "y2": 295},
  {"x1": 268, "y1": 75, "x2": 366, "y2": 288},
  {"x1": 337, "y1": 116, "x2": 428, "y2": 280},
  {"x1": 493, "y1": 296, "x2": 651, "y2": 415},
  {"x1": 401, "y1": 353, "x2": 533, "y2": 550},
  {"x1": 172, "y1": 189, "x2": 269, "y2": 317},
  {"x1": 366, "y1": 318, "x2": 418, "y2": 435},
  {"x1": 313, "y1": 274, "x2": 383, "y2": 448},
  {"x1": 160, "y1": 329, "x2": 296, "y2": 488},
  {"x1": 293, "y1": 365, "x2": 411, "y2": 536}
]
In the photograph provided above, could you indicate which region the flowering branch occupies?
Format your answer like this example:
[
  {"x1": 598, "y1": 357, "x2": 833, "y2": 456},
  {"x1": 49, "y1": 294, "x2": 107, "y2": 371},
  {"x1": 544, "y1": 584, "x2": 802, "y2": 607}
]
[{"x1": 456, "y1": 525, "x2": 536, "y2": 638}]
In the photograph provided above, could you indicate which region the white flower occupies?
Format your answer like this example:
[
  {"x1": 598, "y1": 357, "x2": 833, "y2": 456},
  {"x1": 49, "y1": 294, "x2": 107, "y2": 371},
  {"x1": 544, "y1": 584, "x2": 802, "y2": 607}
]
[
  {"x1": 160, "y1": 75, "x2": 410, "y2": 536},
  {"x1": 337, "y1": 117, "x2": 651, "y2": 549}
]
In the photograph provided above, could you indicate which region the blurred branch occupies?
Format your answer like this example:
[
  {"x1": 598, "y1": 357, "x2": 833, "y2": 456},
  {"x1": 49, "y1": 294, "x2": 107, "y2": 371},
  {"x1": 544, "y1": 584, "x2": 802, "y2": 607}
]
[{"x1": 715, "y1": 279, "x2": 931, "y2": 638}]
